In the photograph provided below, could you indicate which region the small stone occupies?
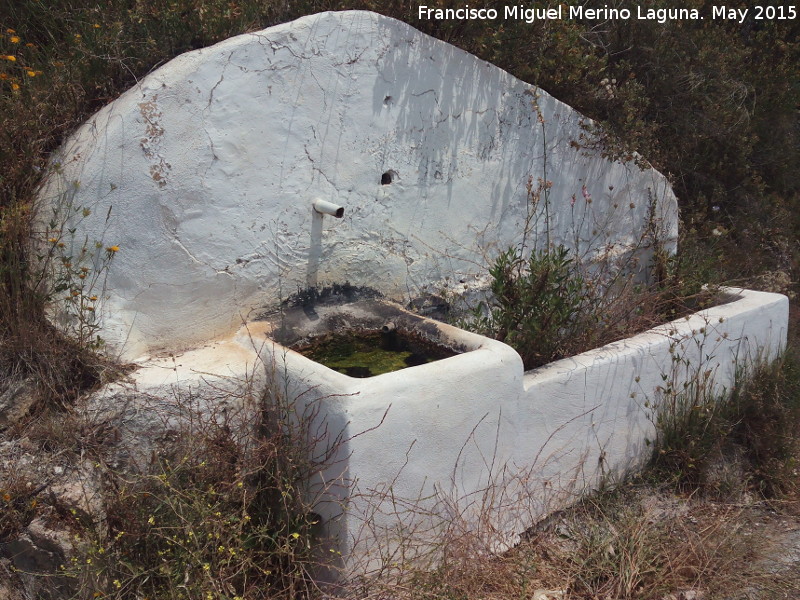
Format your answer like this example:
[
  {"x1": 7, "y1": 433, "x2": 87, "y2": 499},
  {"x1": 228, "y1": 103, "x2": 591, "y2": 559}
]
[
  {"x1": 530, "y1": 590, "x2": 566, "y2": 600},
  {"x1": 0, "y1": 379, "x2": 37, "y2": 429},
  {"x1": 50, "y1": 461, "x2": 105, "y2": 525},
  {"x1": 2, "y1": 518, "x2": 76, "y2": 599}
]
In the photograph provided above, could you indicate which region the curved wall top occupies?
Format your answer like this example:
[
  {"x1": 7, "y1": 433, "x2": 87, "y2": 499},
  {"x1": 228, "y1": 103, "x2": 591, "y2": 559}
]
[{"x1": 38, "y1": 10, "x2": 678, "y2": 360}]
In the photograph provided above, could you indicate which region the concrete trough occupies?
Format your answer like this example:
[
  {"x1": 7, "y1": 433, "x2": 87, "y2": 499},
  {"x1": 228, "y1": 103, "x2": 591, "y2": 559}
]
[
  {"x1": 89, "y1": 287, "x2": 788, "y2": 580},
  {"x1": 246, "y1": 287, "x2": 788, "y2": 576}
]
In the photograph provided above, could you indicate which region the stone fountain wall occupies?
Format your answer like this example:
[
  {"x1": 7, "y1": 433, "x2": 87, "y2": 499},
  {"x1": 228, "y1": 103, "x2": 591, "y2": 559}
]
[{"x1": 38, "y1": 10, "x2": 678, "y2": 361}]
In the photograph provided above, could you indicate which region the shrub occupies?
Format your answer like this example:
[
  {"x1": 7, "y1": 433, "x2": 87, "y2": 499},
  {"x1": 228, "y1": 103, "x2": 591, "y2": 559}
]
[
  {"x1": 470, "y1": 245, "x2": 591, "y2": 369},
  {"x1": 467, "y1": 223, "x2": 723, "y2": 371}
]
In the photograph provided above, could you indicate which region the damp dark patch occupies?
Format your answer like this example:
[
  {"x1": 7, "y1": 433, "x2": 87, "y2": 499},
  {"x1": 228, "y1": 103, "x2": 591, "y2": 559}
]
[
  {"x1": 257, "y1": 284, "x2": 384, "y2": 319},
  {"x1": 293, "y1": 329, "x2": 459, "y2": 378},
  {"x1": 407, "y1": 294, "x2": 450, "y2": 321}
]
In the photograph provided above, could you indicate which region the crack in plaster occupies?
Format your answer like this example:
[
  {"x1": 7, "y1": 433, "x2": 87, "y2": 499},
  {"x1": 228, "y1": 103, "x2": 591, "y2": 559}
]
[
  {"x1": 307, "y1": 68, "x2": 328, "y2": 108},
  {"x1": 257, "y1": 35, "x2": 318, "y2": 61},
  {"x1": 170, "y1": 235, "x2": 205, "y2": 267},
  {"x1": 304, "y1": 145, "x2": 338, "y2": 190},
  {"x1": 412, "y1": 89, "x2": 438, "y2": 102},
  {"x1": 206, "y1": 52, "x2": 232, "y2": 109}
]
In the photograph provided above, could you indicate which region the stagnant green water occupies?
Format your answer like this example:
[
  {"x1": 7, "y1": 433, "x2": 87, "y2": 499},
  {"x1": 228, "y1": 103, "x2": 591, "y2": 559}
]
[{"x1": 295, "y1": 330, "x2": 458, "y2": 378}]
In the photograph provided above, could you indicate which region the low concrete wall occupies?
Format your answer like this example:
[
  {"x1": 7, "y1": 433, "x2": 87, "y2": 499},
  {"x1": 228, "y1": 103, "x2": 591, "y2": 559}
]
[{"x1": 257, "y1": 288, "x2": 788, "y2": 576}]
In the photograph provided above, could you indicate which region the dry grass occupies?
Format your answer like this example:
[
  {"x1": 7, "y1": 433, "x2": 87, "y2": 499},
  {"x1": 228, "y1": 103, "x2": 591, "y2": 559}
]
[
  {"x1": 367, "y1": 484, "x2": 800, "y2": 600},
  {"x1": 651, "y1": 350, "x2": 800, "y2": 499}
]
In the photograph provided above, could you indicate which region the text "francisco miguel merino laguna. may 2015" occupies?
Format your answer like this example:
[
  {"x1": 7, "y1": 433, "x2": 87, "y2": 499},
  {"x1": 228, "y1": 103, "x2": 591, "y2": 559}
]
[{"x1": 418, "y1": 5, "x2": 797, "y2": 24}]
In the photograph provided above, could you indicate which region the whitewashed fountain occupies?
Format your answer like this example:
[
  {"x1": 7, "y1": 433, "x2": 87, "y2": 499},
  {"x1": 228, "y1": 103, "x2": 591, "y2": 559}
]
[{"x1": 37, "y1": 10, "x2": 788, "y2": 578}]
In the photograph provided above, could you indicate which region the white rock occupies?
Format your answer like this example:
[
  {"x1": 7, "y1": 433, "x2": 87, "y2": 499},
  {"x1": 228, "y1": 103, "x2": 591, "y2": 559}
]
[
  {"x1": 38, "y1": 11, "x2": 678, "y2": 361},
  {"x1": 3, "y1": 518, "x2": 76, "y2": 599}
]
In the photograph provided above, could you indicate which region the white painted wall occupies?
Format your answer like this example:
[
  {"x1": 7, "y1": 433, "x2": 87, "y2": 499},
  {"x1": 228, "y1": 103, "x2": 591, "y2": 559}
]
[{"x1": 38, "y1": 11, "x2": 678, "y2": 361}]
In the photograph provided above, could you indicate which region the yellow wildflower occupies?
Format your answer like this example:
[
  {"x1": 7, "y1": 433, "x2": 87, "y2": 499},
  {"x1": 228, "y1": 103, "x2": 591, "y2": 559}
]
[
  {"x1": 48, "y1": 237, "x2": 58, "y2": 243},
  {"x1": 4, "y1": 55, "x2": 16, "y2": 62},
  {"x1": 2, "y1": 493, "x2": 10, "y2": 502},
  {"x1": 0, "y1": 73, "x2": 7, "y2": 80},
  {"x1": 10, "y1": 36, "x2": 19, "y2": 44},
  {"x1": 93, "y1": 23, "x2": 101, "y2": 28},
  {"x1": 11, "y1": 82, "x2": 18, "y2": 90},
  {"x1": 74, "y1": 34, "x2": 81, "y2": 39},
  {"x1": 26, "y1": 43, "x2": 34, "y2": 48},
  {"x1": 106, "y1": 245, "x2": 119, "y2": 252},
  {"x1": 89, "y1": 295, "x2": 98, "y2": 301},
  {"x1": 6, "y1": 29, "x2": 15, "y2": 34},
  {"x1": 26, "y1": 70, "x2": 35, "y2": 77}
]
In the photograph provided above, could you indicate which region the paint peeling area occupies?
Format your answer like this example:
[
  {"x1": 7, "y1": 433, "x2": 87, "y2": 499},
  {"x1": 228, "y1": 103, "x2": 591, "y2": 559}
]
[{"x1": 138, "y1": 96, "x2": 171, "y2": 187}]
